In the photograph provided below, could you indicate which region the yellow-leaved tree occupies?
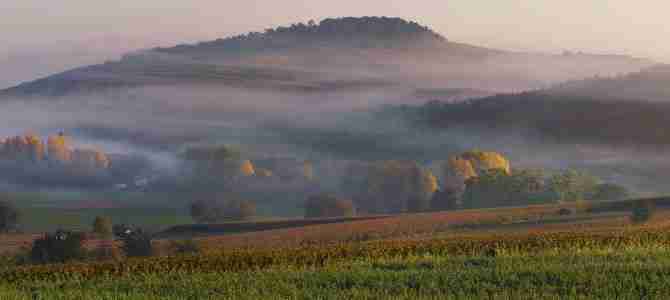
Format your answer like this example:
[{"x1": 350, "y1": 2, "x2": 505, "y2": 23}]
[
  {"x1": 239, "y1": 160, "x2": 256, "y2": 176},
  {"x1": 47, "y1": 133, "x2": 72, "y2": 163},
  {"x1": 440, "y1": 150, "x2": 511, "y2": 208}
]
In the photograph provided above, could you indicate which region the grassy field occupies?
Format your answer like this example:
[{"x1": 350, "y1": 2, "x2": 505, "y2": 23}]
[{"x1": 8, "y1": 190, "x2": 194, "y2": 233}]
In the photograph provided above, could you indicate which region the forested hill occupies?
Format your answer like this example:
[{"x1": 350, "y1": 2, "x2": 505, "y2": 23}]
[
  {"x1": 548, "y1": 64, "x2": 670, "y2": 102},
  {"x1": 397, "y1": 65, "x2": 670, "y2": 147}
]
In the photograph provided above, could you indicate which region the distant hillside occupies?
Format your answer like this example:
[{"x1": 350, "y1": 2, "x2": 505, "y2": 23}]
[
  {"x1": 549, "y1": 64, "x2": 670, "y2": 102},
  {"x1": 400, "y1": 65, "x2": 670, "y2": 147},
  {"x1": 1, "y1": 17, "x2": 654, "y2": 98}
]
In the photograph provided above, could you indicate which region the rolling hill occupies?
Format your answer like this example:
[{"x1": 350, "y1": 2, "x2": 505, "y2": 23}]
[{"x1": 0, "y1": 17, "x2": 653, "y2": 99}]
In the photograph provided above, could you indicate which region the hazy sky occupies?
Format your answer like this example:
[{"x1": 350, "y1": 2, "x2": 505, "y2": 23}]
[{"x1": 1, "y1": 0, "x2": 669, "y2": 88}]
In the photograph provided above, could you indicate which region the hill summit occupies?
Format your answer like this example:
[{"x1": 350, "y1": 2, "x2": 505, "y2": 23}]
[{"x1": 154, "y1": 17, "x2": 448, "y2": 58}]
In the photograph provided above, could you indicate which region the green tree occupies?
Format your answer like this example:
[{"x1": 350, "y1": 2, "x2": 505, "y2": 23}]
[
  {"x1": 0, "y1": 198, "x2": 19, "y2": 232},
  {"x1": 356, "y1": 161, "x2": 437, "y2": 214},
  {"x1": 430, "y1": 188, "x2": 460, "y2": 211},
  {"x1": 305, "y1": 194, "x2": 355, "y2": 218},
  {"x1": 30, "y1": 230, "x2": 87, "y2": 264},
  {"x1": 179, "y1": 144, "x2": 244, "y2": 190},
  {"x1": 590, "y1": 183, "x2": 630, "y2": 201},
  {"x1": 463, "y1": 168, "x2": 551, "y2": 209},
  {"x1": 190, "y1": 195, "x2": 256, "y2": 223},
  {"x1": 224, "y1": 199, "x2": 257, "y2": 221},
  {"x1": 120, "y1": 228, "x2": 153, "y2": 258},
  {"x1": 549, "y1": 169, "x2": 599, "y2": 202}
]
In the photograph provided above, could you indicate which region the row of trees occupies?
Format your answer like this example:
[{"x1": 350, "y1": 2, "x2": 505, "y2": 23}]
[
  {"x1": 190, "y1": 197, "x2": 257, "y2": 223},
  {"x1": 0, "y1": 132, "x2": 110, "y2": 168},
  {"x1": 178, "y1": 144, "x2": 314, "y2": 191},
  {"x1": 393, "y1": 89, "x2": 670, "y2": 147},
  {"x1": 326, "y1": 150, "x2": 630, "y2": 215}
]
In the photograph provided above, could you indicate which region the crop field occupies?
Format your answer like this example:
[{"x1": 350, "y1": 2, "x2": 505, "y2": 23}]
[
  {"x1": 182, "y1": 203, "x2": 626, "y2": 251},
  {"x1": 3, "y1": 223, "x2": 670, "y2": 299},
  {"x1": 0, "y1": 199, "x2": 667, "y2": 298}
]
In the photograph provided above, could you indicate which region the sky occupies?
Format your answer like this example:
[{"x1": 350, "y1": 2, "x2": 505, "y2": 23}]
[{"x1": 1, "y1": 0, "x2": 669, "y2": 88}]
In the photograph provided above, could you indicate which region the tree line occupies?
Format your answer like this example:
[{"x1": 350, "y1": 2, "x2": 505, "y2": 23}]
[{"x1": 153, "y1": 17, "x2": 447, "y2": 58}]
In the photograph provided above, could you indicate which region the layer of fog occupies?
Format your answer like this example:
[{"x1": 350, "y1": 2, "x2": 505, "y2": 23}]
[
  {"x1": 2, "y1": 79, "x2": 670, "y2": 196},
  {"x1": 0, "y1": 44, "x2": 663, "y2": 195}
]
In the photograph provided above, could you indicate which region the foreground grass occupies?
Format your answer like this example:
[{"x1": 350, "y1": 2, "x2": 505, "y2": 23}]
[
  {"x1": 2, "y1": 207, "x2": 668, "y2": 299},
  {"x1": 2, "y1": 250, "x2": 670, "y2": 299}
]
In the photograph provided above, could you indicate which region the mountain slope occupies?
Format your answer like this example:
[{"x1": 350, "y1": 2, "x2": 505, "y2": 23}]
[{"x1": 1, "y1": 17, "x2": 654, "y2": 99}]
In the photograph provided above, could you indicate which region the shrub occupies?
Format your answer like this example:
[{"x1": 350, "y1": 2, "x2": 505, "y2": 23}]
[
  {"x1": 30, "y1": 230, "x2": 87, "y2": 264},
  {"x1": 90, "y1": 240, "x2": 122, "y2": 262},
  {"x1": 120, "y1": 228, "x2": 154, "y2": 257},
  {"x1": 557, "y1": 208, "x2": 573, "y2": 216},
  {"x1": 574, "y1": 200, "x2": 593, "y2": 214},
  {"x1": 631, "y1": 200, "x2": 655, "y2": 224},
  {"x1": 92, "y1": 216, "x2": 113, "y2": 238},
  {"x1": 190, "y1": 196, "x2": 256, "y2": 223},
  {"x1": 305, "y1": 194, "x2": 355, "y2": 218},
  {"x1": 113, "y1": 224, "x2": 134, "y2": 239},
  {"x1": 0, "y1": 200, "x2": 19, "y2": 232}
]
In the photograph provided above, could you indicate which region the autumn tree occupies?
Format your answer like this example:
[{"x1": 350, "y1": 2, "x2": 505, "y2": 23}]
[
  {"x1": 47, "y1": 132, "x2": 72, "y2": 163},
  {"x1": 255, "y1": 168, "x2": 273, "y2": 178},
  {"x1": 441, "y1": 150, "x2": 511, "y2": 208},
  {"x1": 239, "y1": 160, "x2": 256, "y2": 176},
  {"x1": 460, "y1": 150, "x2": 511, "y2": 174},
  {"x1": 303, "y1": 161, "x2": 315, "y2": 181},
  {"x1": 25, "y1": 134, "x2": 45, "y2": 162},
  {"x1": 1, "y1": 134, "x2": 45, "y2": 162}
]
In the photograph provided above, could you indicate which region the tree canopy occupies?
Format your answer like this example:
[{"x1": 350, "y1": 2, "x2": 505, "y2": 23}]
[{"x1": 349, "y1": 160, "x2": 437, "y2": 214}]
